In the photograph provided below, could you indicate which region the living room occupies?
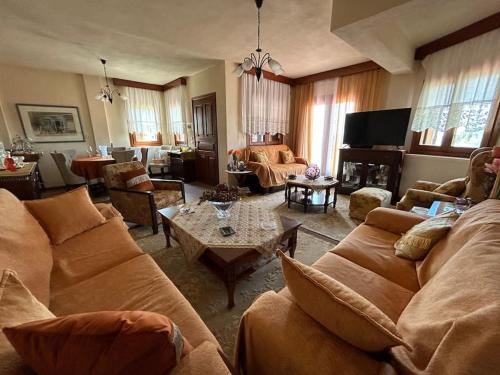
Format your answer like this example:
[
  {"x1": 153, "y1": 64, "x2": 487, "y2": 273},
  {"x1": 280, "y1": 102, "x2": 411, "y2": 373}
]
[{"x1": 0, "y1": 0, "x2": 499, "y2": 374}]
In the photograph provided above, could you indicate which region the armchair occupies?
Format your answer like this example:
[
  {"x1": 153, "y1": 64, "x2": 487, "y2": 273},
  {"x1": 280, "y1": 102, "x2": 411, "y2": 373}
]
[
  {"x1": 103, "y1": 161, "x2": 185, "y2": 233},
  {"x1": 397, "y1": 147, "x2": 494, "y2": 211}
]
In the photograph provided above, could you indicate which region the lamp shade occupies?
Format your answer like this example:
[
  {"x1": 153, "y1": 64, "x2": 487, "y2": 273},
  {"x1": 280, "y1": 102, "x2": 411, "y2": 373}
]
[
  {"x1": 242, "y1": 59, "x2": 253, "y2": 71},
  {"x1": 232, "y1": 64, "x2": 245, "y2": 77},
  {"x1": 268, "y1": 58, "x2": 283, "y2": 76}
]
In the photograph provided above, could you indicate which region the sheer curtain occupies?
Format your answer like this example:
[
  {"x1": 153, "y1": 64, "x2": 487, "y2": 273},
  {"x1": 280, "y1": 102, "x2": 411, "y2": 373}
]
[
  {"x1": 242, "y1": 73, "x2": 291, "y2": 135},
  {"x1": 412, "y1": 29, "x2": 500, "y2": 145},
  {"x1": 124, "y1": 87, "x2": 162, "y2": 142},
  {"x1": 164, "y1": 85, "x2": 192, "y2": 145}
]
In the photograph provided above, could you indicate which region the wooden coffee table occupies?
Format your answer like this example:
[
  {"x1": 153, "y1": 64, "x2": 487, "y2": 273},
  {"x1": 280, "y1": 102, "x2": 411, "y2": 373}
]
[
  {"x1": 285, "y1": 176, "x2": 339, "y2": 213},
  {"x1": 158, "y1": 206, "x2": 302, "y2": 308}
]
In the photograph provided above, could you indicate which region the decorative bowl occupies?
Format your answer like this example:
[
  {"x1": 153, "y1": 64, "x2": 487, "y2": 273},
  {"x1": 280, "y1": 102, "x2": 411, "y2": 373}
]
[
  {"x1": 209, "y1": 200, "x2": 237, "y2": 219},
  {"x1": 305, "y1": 164, "x2": 321, "y2": 180}
]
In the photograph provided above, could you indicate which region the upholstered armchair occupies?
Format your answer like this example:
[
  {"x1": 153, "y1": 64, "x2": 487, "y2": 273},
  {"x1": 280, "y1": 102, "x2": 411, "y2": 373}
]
[
  {"x1": 397, "y1": 147, "x2": 494, "y2": 211},
  {"x1": 103, "y1": 161, "x2": 185, "y2": 233}
]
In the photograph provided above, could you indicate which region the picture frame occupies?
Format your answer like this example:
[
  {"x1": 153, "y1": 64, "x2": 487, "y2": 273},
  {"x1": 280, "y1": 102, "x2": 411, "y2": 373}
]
[{"x1": 16, "y1": 104, "x2": 85, "y2": 143}]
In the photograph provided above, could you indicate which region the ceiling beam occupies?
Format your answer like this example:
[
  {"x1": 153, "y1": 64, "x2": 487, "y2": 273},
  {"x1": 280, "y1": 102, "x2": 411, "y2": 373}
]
[
  {"x1": 163, "y1": 77, "x2": 187, "y2": 91},
  {"x1": 291, "y1": 61, "x2": 382, "y2": 86},
  {"x1": 415, "y1": 11, "x2": 500, "y2": 60},
  {"x1": 244, "y1": 68, "x2": 294, "y2": 85}
]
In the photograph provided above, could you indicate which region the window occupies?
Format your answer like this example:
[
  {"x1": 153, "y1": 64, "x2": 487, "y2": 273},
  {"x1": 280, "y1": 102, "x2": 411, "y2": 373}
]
[
  {"x1": 410, "y1": 29, "x2": 500, "y2": 157},
  {"x1": 124, "y1": 87, "x2": 163, "y2": 146},
  {"x1": 165, "y1": 85, "x2": 191, "y2": 145}
]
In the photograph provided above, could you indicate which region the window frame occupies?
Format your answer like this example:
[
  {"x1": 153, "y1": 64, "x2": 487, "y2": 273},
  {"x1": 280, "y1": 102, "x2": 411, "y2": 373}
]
[
  {"x1": 128, "y1": 131, "x2": 163, "y2": 147},
  {"x1": 410, "y1": 103, "x2": 500, "y2": 158}
]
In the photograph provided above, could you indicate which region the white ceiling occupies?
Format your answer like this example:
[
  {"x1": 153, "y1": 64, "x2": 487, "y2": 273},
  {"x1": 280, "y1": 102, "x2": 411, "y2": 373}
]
[
  {"x1": 0, "y1": 0, "x2": 367, "y2": 84},
  {"x1": 0, "y1": 0, "x2": 498, "y2": 83}
]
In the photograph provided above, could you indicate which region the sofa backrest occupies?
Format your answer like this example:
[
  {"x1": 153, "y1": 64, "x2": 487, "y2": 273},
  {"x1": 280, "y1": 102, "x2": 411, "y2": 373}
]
[
  {"x1": 392, "y1": 199, "x2": 500, "y2": 374},
  {"x1": 0, "y1": 189, "x2": 53, "y2": 306},
  {"x1": 247, "y1": 144, "x2": 290, "y2": 164}
]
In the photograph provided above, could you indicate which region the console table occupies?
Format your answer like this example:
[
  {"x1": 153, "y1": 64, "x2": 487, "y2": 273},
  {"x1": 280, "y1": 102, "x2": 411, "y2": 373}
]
[
  {"x1": 0, "y1": 162, "x2": 41, "y2": 200},
  {"x1": 336, "y1": 148, "x2": 405, "y2": 204}
]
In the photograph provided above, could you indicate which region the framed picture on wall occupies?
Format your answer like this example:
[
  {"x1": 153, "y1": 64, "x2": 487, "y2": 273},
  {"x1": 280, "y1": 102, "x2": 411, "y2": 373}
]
[{"x1": 16, "y1": 104, "x2": 85, "y2": 143}]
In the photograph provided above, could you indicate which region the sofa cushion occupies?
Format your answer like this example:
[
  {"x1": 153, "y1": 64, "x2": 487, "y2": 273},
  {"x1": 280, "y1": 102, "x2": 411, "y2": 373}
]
[
  {"x1": 24, "y1": 186, "x2": 106, "y2": 245},
  {"x1": 50, "y1": 216, "x2": 144, "y2": 292},
  {"x1": 281, "y1": 254, "x2": 409, "y2": 352},
  {"x1": 251, "y1": 151, "x2": 270, "y2": 164},
  {"x1": 279, "y1": 150, "x2": 295, "y2": 164},
  {"x1": 171, "y1": 341, "x2": 231, "y2": 375},
  {"x1": 121, "y1": 167, "x2": 155, "y2": 192},
  {"x1": 433, "y1": 177, "x2": 466, "y2": 196},
  {"x1": 392, "y1": 221, "x2": 500, "y2": 374},
  {"x1": 0, "y1": 189, "x2": 53, "y2": 305},
  {"x1": 5, "y1": 311, "x2": 192, "y2": 375},
  {"x1": 332, "y1": 224, "x2": 420, "y2": 292},
  {"x1": 0, "y1": 270, "x2": 55, "y2": 374},
  {"x1": 235, "y1": 291, "x2": 382, "y2": 375},
  {"x1": 394, "y1": 211, "x2": 458, "y2": 260},
  {"x1": 308, "y1": 253, "x2": 414, "y2": 322},
  {"x1": 49, "y1": 254, "x2": 218, "y2": 349},
  {"x1": 248, "y1": 144, "x2": 290, "y2": 164}
]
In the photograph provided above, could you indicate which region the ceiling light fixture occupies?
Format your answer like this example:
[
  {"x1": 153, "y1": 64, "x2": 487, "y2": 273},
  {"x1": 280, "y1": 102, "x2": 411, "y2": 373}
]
[
  {"x1": 95, "y1": 59, "x2": 127, "y2": 103},
  {"x1": 233, "y1": 0, "x2": 284, "y2": 81}
]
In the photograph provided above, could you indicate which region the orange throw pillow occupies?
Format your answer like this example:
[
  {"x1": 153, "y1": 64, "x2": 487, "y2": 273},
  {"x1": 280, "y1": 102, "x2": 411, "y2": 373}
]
[
  {"x1": 279, "y1": 150, "x2": 295, "y2": 164},
  {"x1": 121, "y1": 167, "x2": 155, "y2": 191},
  {"x1": 4, "y1": 311, "x2": 193, "y2": 375},
  {"x1": 280, "y1": 253, "x2": 410, "y2": 352},
  {"x1": 24, "y1": 186, "x2": 106, "y2": 245}
]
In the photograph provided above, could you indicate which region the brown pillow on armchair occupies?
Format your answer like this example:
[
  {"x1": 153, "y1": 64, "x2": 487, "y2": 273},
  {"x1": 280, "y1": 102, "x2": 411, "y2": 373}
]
[
  {"x1": 4, "y1": 311, "x2": 192, "y2": 375},
  {"x1": 121, "y1": 167, "x2": 155, "y2": 192}
]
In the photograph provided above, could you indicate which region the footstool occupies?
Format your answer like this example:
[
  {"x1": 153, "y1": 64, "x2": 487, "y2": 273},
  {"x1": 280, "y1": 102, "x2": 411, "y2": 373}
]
[{"x1": 349, "y1": 187, "x2": 392, "y2": 220}]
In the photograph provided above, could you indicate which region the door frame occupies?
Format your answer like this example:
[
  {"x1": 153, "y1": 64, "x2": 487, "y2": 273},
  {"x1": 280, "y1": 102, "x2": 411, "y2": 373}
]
[{"x1": 192, "y1": 92, "x2": 219, "y2": 185}]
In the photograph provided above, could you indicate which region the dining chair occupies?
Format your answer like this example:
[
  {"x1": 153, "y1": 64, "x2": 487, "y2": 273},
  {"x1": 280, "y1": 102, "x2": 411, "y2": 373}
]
[
  {"x1": 107, "y1": 146, "x2": 126, "y2": 154},
  {"x1": 140, "y1": 148, "x2": 149, "y2": 168},
  {"x1": 112, "y1": 150, "x2": 135, "y2": 164},
  {"x1": 50, "y1": 151, "x2": 87, "y2": 190}
]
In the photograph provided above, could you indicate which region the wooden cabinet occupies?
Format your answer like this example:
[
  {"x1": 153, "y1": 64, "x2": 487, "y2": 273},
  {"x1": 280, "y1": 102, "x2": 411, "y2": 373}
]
[
  {"x1": 169, "y1": 152, "x2": 196, "y2": 183},
  {"x1": 0, "y1": 162, "x2": 41, "y2": 200},
  {"x1": 336, "y1": 148, "x2": 405, "y2": 204}
]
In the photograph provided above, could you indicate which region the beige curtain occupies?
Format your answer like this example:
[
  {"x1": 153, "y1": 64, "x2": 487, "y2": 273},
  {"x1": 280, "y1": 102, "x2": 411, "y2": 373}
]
[
  {"x1": 337, "y1": 69, "x2": 386, "y2": 112},
  {"x1": 289, "y1": 82, "x2": 314, "y2": 160}
]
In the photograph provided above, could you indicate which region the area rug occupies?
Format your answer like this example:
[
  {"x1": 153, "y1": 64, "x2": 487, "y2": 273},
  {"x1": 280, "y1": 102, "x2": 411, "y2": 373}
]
[{"x1": 129, "y1": 191, "x2": 359, "y2": 358}]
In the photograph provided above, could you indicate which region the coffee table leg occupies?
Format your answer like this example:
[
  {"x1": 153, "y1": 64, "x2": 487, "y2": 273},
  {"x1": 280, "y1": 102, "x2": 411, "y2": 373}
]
[
  {"x1": 287, "y1": 185, "x2": 291, "y2": 208},
  {"x1": 324, "y1": 188, "x2": 331, "y2": 213},
  {"x1": 289, "y1": 229, "x2": 298, "y2": 258},
  {"x1": 333, "y1": 186, "x2": 338, "y2": 208},
  {"x1": 224, "y1": 267, "x2": 236, "y2": 309},
  {"x1": 162, "y1": 217, "x2": 172, "y2": 248},
  {"x1": 304, "y1": 188, "x2": 308, "y2": 213}
]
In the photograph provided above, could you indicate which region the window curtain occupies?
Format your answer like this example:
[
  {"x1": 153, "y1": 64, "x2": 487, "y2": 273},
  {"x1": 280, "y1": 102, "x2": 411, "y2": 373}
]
[
  {"x1": 297, "y1": 69, "x2": 385, "y2": 175},
  {"x1": 242, "y1": 73, "x2": 291, "y2": 135},
  {"x1": 124, "y1": 87, "x2": 162, "y2": 141},
  {"x1": 164, "y1": 85, "x2": 192, "y2": 145},
  {"x1": 411, "y1": 29, "x2": 500, "y2": 140}
]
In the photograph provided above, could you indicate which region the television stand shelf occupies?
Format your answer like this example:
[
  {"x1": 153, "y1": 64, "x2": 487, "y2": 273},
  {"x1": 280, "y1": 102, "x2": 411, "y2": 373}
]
[{"x1": 336, "y1": 148, "x2": 405, "y2": 204}]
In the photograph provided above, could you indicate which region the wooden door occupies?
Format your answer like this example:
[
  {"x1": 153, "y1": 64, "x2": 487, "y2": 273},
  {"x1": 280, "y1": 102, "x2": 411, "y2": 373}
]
[{"x1": 192, "y1": 93, "x2": 219, "y2": 185}]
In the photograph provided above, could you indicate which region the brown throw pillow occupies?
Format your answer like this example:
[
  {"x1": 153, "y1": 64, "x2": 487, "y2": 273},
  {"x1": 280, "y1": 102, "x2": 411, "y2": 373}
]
[
  {"x1": 394, "y1": 211, "x2": 459, "y2": 260},
  {"x1": 24, "y1": 186, "x2": 106, "y2": 245},
  {"x1": 250, "y1": 151, "x2": 270, "y2": 164},
  {"x1": 433, "y1": 178, "x2": 466, "y2": 196},
  {"x1": 0, "y1": 270, "x2": 55, "y2": 372},
  {"x1": 121, "y1": 167, "x2": 155, "y2": 191},
  {"x1": 4, "y1": 311, "x2": 192, "y2": 375},
  {"x1": 279, "y1": 150, "x2": 295, "y2": 164},
  {"x1": 280, "y1": 253, "x2": 410, "y2": 352}
]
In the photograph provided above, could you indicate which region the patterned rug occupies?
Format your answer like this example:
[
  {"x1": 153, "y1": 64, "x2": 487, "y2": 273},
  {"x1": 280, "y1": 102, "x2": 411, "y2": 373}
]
[{"x1": 130, "y1": 192, "x2": 359, "y2": 357}]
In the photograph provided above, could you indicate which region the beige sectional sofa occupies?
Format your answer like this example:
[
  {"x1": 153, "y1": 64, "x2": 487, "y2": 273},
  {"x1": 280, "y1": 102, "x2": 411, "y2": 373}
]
[
  {"x1": 236, "y1": 199, "x2": 500, "y2": 375},
  {"x1": 0, "y1": 189, "x2": 230, "y2": 374}
]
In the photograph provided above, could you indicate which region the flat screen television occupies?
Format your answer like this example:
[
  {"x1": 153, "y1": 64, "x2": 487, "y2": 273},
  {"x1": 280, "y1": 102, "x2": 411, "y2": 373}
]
[{"x1": 343, "y1": 108, "x2": 411, "y2": 147}]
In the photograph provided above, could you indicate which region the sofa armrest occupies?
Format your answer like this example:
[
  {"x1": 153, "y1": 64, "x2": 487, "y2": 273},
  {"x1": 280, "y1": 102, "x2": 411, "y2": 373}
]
[
  {"x1": 414, "y1": 180, "x2": 442, "y2": 191},
  {"x1": 171, "y1": 341, "x2": 233, "y2": 375},
  {"x1": 94, "y1": 202, "x2": 123, "y2": 220},
  {"x1": 294, "y1": 157, "x2": 309, "y2": 166},
  {"x1": 151, "y1": 178, "x2": 183, "y2": 191},
  {"x1": 235, "y1": 291, "x2": 382, "y2": 375},
  {"x1": 396, "y1": 189, "x2": 457, "y2": 211},
  {"x1": 365, "y1": 207, "x2": 426, "y2": 235}
]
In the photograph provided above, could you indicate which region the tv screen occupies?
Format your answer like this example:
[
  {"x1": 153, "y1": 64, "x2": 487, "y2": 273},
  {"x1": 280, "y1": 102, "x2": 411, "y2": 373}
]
[{"x1": 343, "y1": 108, "x2": 411, "y2": 147}]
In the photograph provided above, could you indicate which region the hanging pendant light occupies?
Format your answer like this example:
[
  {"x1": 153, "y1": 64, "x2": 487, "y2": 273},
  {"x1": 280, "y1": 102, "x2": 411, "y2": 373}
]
[
  {"x1": 233, "y1": 0, "x2": 284, "y2": 81},
  {"x1": 95, "y1": 59, "x2": 127, "y2": 104}
]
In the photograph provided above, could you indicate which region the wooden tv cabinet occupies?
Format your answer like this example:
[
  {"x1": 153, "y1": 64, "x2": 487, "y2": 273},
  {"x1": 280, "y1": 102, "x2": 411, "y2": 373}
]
[{"x1": 336, "y1": 148, "x2": 405, "y2": 204}]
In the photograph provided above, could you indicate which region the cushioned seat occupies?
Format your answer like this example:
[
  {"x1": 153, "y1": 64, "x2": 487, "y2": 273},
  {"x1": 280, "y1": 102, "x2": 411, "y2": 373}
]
[
  {"x1": 49, "y1": 254, "x2": 218, "y2": 349},
  {"x1": 349, "y1": 187, "x2": 392, "y2": 220},
  {"x1": 331, "y1": 224, "x2": 420, "y2": 292}
]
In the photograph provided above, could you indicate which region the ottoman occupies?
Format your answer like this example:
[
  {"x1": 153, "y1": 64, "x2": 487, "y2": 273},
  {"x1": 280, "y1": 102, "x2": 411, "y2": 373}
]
[{"x1": 349, "y1": 187, "x2": 392, "y2": 220}]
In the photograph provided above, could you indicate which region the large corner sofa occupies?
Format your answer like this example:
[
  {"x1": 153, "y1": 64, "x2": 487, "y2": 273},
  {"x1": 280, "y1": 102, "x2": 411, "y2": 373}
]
[
  {"x1": 0, "y1": 189, "x2": 230, "y2": 374},
  {"x1": 240, "y1": 144, "x2": 308, "y2": 192},
  {"x1": 236, "y1": 199, "x2": 500, "y2": 374}
]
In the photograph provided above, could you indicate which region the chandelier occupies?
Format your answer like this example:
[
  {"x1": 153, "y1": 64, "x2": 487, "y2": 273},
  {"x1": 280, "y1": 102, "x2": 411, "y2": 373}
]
[
  {"x1": 233, "y1": 0, "x2": 284, "y2": 81},
  {"x1": 95, "y1": 59, "x2": 127, "y2": 103}
]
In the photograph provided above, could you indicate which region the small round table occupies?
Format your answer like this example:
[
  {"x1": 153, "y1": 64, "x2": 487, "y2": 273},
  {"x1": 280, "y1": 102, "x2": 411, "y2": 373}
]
[
  {"x1": 225, "y1": 169, "x2": 252, "y2": 187},
  {"x1": 70, "y1": 156, "x2": 115, "y2": 184},
  {"x1": 285, "y1": 175, "x2": 339, "y2": 213}
]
